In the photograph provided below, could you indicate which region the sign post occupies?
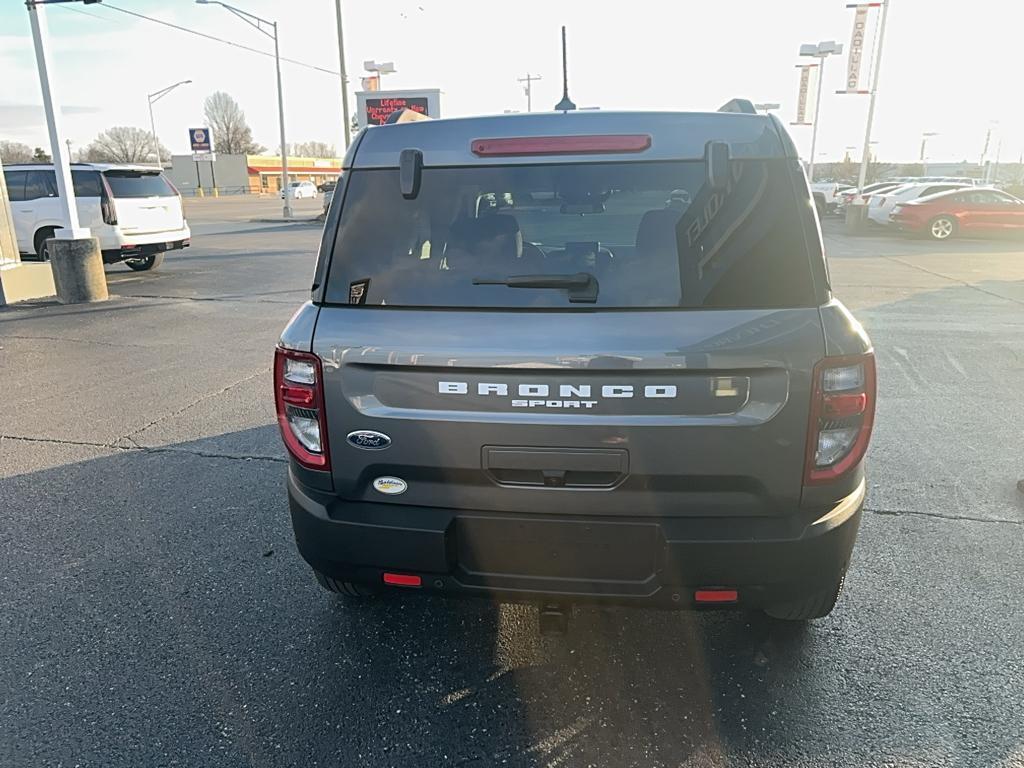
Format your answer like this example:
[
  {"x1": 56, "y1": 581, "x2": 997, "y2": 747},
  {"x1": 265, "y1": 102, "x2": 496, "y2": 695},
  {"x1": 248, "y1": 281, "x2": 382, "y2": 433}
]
[{"x1": 189, "y1": 128, "x2": 217, "y2": 197}]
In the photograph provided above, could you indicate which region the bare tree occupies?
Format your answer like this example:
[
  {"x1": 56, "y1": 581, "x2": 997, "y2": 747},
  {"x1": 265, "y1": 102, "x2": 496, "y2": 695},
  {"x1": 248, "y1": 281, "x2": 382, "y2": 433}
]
[
  {"x1": 203, "y1": 91, "x2": 265, "y2": 154},
  {"x1": 83, "y1": 126, "x2": 165, "y2": 163},
  {"x1": 286, "y1": 141, "x2": 336, "y2": 158},
  {"x1": 0, "y1": 141, "x2": 33, "y2": 164}
]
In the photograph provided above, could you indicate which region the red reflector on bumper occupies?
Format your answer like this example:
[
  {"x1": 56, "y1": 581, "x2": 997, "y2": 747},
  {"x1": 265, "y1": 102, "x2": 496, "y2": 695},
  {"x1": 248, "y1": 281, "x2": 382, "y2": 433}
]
[
  {"x1": 695, "y1": 589, "x2": 738, "y2": 603},
  {"x1": 383, "y1": 573, "x2": 422, "y2": 587}
]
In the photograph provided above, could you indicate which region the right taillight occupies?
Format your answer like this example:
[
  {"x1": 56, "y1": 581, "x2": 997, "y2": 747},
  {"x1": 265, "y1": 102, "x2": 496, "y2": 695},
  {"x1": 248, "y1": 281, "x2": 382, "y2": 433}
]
[
  {"x1": 274, "y1": 347, "x2": 330, "y2": 470},
  {"x1": 804, "y1": 354, "x2": 876, "y2": 484}
]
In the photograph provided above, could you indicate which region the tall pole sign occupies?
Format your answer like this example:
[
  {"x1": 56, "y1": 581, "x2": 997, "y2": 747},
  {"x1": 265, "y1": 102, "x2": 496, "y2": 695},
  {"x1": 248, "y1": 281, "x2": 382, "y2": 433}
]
[
  {"x1": 837, "y1": 1, "x2": 892, "y2": 190},
  {"x1": 841, "y1": 4, "x2": 873, "y2": 94},
  {"x1": 792, "y1": 64, "x2": 817, "y2": 127}
]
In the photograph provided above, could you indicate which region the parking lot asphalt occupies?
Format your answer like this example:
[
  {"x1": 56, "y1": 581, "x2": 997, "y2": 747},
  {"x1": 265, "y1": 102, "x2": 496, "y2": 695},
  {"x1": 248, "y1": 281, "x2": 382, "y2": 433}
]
[{"x1": 2, "y1": 201, "x2": 1022, "y2": 767}]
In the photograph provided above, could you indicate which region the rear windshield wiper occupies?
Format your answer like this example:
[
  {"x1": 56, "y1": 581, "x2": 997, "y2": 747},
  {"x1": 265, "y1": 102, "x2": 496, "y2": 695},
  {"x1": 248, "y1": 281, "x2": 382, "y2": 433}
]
[{"x1": 472, "y1": 272, "x2": 598, "y2": 303}]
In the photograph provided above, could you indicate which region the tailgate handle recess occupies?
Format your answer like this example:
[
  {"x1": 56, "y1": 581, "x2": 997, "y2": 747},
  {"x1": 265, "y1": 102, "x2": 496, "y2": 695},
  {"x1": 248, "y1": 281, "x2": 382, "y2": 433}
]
[{"x1": 483, "y1": 447, "x2": 628, "y2": 489}]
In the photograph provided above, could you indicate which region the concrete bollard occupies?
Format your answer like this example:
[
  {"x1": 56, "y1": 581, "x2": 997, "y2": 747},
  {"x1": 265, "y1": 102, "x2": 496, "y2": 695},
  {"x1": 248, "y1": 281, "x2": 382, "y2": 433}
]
[
  {"x1": 845, "y1": 203, "x2": 869, "y2": 235},
  {"x1": 49, "y1": 236, "x2": 108, "y2": 304}
]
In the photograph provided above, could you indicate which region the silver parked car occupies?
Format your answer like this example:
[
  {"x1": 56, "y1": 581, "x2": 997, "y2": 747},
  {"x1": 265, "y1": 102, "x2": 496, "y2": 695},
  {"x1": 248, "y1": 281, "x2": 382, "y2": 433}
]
[{"x1": 275, "y1": 103, "x2": 876, "y2": 627}]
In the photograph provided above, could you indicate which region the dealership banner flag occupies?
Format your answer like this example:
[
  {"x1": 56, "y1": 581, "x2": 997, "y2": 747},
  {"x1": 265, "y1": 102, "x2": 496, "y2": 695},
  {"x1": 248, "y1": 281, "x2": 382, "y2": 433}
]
[
  {"x1": 841, "y1": 3, "x2": 875, "y2": 93},
  {"x1": 792, "y1": 64, "x2": 817, "y2": 126}
]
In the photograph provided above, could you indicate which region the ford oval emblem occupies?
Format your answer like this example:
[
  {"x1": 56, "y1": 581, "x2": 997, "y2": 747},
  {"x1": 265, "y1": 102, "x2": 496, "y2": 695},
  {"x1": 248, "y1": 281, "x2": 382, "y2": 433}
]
[{"x1": 346, "y1": 430, "x2": 392, "y2": 450}]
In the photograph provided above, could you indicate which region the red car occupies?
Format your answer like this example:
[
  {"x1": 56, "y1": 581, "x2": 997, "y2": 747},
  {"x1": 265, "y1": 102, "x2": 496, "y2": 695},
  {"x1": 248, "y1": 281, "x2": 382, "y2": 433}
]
[{"x1": 891, "y1": 187, "x2": 1024, "y2": 240}]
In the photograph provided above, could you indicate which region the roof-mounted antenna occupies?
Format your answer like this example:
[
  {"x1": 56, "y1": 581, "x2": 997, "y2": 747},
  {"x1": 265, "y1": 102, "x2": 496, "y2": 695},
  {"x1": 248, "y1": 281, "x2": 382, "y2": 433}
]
[{"x1": 554, "y1": 26, "x2": 577, "y2": 112}]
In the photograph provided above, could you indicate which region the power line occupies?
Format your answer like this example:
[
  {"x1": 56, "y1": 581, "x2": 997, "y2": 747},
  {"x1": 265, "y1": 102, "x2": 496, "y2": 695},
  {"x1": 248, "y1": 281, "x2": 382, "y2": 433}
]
[{"x1": 60, "y1": 3, "x2": 340, "y2": 77}]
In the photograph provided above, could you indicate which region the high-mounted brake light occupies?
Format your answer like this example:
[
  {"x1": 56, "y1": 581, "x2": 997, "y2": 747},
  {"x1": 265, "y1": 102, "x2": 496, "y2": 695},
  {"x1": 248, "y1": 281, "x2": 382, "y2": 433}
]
[
  {"x1": 804, "y1": 354, "x2": 876, "y2": 484},
  {"x1": 471, "y1": 134, "x2": 651, "y2": 157},
  {"x1": 274, "y1": 347, "x2": 330, "y2": 470}
]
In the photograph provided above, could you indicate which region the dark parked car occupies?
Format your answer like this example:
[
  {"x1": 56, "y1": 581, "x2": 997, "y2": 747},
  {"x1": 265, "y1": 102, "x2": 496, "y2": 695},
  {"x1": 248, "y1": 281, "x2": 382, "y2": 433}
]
[
  {"x1": 275, "y1": 103, "x2": 877, "y2": 628},
  {"x1": 891, "y1": 187, "x2": 1024, "y2": 239}
]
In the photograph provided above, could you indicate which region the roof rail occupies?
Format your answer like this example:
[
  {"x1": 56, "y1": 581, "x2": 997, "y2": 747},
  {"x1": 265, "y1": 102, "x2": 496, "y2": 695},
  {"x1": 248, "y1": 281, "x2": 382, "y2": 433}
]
[{"x1": 718, "y1": 99, "x2": 757, "y2": 115}]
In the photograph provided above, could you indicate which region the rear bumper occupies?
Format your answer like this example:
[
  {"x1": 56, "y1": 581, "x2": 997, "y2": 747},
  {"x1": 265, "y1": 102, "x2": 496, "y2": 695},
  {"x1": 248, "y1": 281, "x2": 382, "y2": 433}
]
[
  {"x1": 102, "y1": 229, "x2": 190, "y2": 263},
  {"x1": 288, "y1": 472, "x2": 864, "y2": 608}
]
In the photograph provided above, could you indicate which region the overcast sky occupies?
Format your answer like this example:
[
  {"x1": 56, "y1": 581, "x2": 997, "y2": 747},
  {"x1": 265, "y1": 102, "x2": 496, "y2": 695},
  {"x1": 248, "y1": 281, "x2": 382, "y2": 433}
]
[{"x1": 1, "y1": 0, "x2": 1021, "y2": 165}]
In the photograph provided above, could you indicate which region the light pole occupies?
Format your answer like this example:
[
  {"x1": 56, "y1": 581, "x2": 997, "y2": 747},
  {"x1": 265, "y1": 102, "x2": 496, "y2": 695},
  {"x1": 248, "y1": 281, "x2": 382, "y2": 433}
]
[
  {"x1": 148, "y1": 79, "x2": 192, "y2": 167},
  {"x1": 26, "y1": 0, "x2": 85, "y2": 239},
  {"x1": 196, "y1": 0, "x2": 291, "y2": 218},
  {"x1": 799, "y1": 40, "x2": 843, "y2": 183},
  {"x1": 333, "y1": 0, "x2": 351, "y2": 149},
  {"x1": 754, "y1": 103, "x2": 781, "y2": 114},
  {"x1": 920, "y1": 132, "x2": 938, "y2": 176}
]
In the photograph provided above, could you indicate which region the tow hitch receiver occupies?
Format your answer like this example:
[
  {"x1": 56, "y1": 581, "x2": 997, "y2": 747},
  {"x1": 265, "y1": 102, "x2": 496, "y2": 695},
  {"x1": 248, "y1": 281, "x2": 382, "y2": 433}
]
[{"x1": 538, "y1": 603, "x2": 571, "y2": 636}]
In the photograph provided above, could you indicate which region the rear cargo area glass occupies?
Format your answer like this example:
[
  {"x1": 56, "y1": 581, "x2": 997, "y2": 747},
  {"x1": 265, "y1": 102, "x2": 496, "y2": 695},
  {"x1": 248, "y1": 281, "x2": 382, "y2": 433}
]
[
  {"x1": 103, "y1": 171, "x2": 176, "y2": 198},
  {"x1": 324, "y1": 160, "x2": 818, "y2": 309}
]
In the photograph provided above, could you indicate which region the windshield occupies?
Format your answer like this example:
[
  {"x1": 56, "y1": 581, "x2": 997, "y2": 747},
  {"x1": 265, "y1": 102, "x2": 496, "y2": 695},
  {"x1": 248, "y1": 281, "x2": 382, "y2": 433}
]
[
  {"x1": 325, "y1": 159, "x2": 820, "y2": 309},
  {"x1": 102, "y1": 171, "x2": 176, "y2": 198}
]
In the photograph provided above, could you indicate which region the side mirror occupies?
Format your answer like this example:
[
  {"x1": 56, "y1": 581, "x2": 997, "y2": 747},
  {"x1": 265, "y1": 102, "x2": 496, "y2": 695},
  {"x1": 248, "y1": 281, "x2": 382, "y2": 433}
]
[
  {"x1": 705, "y1": 141, "x2": 731, "y2": 192},
  {"x1": 399, "y1": 148, "x2": 423, "y2": 199}
]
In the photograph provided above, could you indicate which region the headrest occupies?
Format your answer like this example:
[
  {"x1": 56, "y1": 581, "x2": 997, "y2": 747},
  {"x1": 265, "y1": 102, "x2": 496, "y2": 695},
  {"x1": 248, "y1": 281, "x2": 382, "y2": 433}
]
[{"x1": 447, "y1": 214, "x2": 523, "y2": 263}]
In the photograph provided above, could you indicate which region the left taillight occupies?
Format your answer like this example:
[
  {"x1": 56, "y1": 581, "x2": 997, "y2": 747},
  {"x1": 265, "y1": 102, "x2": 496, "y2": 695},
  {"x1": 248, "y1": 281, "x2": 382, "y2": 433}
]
[
  {"x1": 804, "y1": 353, "x2": 876, "y2": 485},
  {"x1": 274, "y1": 347, "x2": 330, "y2": 470}
]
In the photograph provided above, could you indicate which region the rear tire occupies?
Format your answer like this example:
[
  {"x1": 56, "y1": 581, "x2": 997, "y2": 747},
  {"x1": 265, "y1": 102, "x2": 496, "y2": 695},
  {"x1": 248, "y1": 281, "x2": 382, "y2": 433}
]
[
  {"x1": 764, "y1": 575, "x2": 845, "y2": 621},
  {"x1": 124, "y1": 252, "x2": 165, "y2": 271},
  {"x1": 314, "y1": 570, "x2": 376, "y2": 597},
  {"x1": 33, "y1": 227, "x2": 56, "y2": 261},
  {"x1": 927, "y1": 215, "x2": 957, "y2": 241}
]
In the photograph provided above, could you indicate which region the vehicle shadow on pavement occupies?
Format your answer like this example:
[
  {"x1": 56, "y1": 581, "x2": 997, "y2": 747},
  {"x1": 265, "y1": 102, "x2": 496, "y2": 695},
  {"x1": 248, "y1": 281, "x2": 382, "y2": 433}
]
[{"x1": 1, "y1": 426, "x2": 817, "y2": 768}]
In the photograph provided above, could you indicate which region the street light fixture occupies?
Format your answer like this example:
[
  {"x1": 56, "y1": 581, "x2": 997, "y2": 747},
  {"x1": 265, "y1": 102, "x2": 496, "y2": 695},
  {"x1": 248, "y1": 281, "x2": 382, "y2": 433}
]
[
  {"x1": 754, "y1": 103, "x2": 781, "y2": 113},
  {"x1": 363, "y1": 60, "x2": 396, "y2": 89},
  {"x1": 799, "y1": 40, "x2": 843, "y2": 183},
  {"x1": 920, "y1": 132, "x2": 938, "y2": 175},
  {"x1": 148, "y1": 79, "x2": 192, "y2": 167},
  {"x1": 196, "y1": 0, "x2": 292, "y2": 218}
]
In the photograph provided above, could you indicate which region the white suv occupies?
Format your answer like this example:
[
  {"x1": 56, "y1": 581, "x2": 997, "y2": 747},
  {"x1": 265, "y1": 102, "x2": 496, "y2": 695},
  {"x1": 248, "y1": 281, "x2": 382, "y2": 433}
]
[
  {"x1": 281, "y1": 180, "x2": 318, "y2": 200},
  {"x1": 4, "y1": 163, "x2": 190, "y2": 271}
]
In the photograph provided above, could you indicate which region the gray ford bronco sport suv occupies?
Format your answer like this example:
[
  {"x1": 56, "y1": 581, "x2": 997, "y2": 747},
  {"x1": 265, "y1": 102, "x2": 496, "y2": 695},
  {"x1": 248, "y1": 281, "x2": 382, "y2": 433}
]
[{"x1": 276, "y1": 101, "x2": 876, "y2": 625}]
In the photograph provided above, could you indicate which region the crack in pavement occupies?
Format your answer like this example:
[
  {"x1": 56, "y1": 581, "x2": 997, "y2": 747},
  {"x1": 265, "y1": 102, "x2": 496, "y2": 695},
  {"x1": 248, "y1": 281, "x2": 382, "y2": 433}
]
[
  {"x1": 0, "y1": 334, "x2": 151, "y2": 350},
  {"x1": 865, "y1": 507, "x2": 1022, "y2": 526},
  {"x1": 882, "y1": 255, "x2": 1024, "y2": 307},
  {"x1": 112, "y1": 292, "x2": 300, "y2": 305},
  {"x1": 119, "y1": 367, "x2": 271, "y2": 442},
  {"x1": 0, "y1": 433, "x2": 285, "y2": 465}
]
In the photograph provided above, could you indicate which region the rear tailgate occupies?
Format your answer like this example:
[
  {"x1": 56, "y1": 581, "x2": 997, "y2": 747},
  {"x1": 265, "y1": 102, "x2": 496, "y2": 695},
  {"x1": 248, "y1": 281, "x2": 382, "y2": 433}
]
[
  {"x1": 103, "y1": 170, "x2": 185, "y2": 235},
  {"x1": 313, "y1": 308, "x2": 823, "y2": 518}
]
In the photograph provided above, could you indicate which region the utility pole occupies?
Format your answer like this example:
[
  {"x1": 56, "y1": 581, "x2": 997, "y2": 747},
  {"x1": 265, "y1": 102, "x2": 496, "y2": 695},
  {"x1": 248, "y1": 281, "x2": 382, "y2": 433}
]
[
  {"x1": 65, "y1": 138, "x2": 72, "y2": 161},
  {"x1": 333, "y1": 0, "x2": 351, "y2": 148},
  {"x1": 518, "y1": 72, "x2": 542, "y2": 112},
  {"x1": 856, "y1": 0, "x2": 891, "y2": 191}
]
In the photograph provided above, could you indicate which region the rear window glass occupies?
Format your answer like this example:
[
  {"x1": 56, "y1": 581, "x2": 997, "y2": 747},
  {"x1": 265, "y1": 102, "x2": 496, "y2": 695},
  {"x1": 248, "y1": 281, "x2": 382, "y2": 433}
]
[
  {"x1": 103, "y1": 171, "x2": 176, "y2": 198},
  {"x1": 324, "y1": 160, "x2": 820, "y2": 309}
]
